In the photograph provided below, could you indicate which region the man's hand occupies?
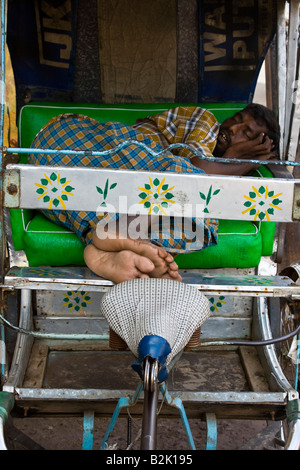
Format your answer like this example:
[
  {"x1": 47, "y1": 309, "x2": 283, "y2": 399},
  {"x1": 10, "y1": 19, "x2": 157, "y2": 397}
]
[
  {"x1": 222, "y1": 133, "x2": 276, "y2": 161},
  {"x1": 191, "y1": 132, "x2": 278, "y2": 176}
]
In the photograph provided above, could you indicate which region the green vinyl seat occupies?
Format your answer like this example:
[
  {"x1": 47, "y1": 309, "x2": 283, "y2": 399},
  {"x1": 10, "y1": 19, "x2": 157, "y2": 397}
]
[{"x1": 9, "y1": 102, "x2": 276, "y2": 269}]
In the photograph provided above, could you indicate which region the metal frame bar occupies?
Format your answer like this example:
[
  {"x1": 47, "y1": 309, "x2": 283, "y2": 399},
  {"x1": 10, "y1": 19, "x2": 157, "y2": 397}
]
[
  {"x1": 4, "y1": 267, "x2": 300, "y2": 298},
  {"x1": 100, "y1": 383, "x2": 143, "y2": 450},
  {"x1": 0, "y1": 0, "x2": 7, "y2": 385},
  {"x1": 2, "y1": 289, "x2": 33, "y2": 392},
  {"x1": 284, "y1": 1, "x2": 300, "y2": 160},
  {"x1": 4, "y1": 163, "x2": 300, "y2": 222},
  {"x1": 160, "y1": 382, "x2": 196, "y2": 450},
  {"x1": 82, "y1": 410, "x2": 95, "y2": 451},
  {"x1": 205, "y1": 413, "x2": 217, "y2": 450},
  {"x1": 1, "y1": 0, "x2": 300, "y2": 451}
]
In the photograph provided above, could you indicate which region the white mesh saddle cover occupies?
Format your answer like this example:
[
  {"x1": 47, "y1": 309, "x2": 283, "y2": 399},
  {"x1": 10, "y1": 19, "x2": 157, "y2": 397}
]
[{"x1": 101, "y1": 278, "x2": 211, "y2": 378}]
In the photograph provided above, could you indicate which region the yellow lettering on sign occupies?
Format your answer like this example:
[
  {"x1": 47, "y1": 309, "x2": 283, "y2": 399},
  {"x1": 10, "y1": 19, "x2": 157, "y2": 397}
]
[
  {"x1": 41, "y1": 0, "x2": 72, "y2": 31},
  {"x1": 35, "y1": 0, "x2": 72, "y2": 69},
  {"x1": 44, "y1": 32, "x2": 72, "y2": 61},
  {"x1": 233, "y1": 40, "x2": 255, "y2": 60},
  {"x1": 203, "y1": 33, "x2": 226, "y2": 63},
  {"x1": 205, "y1": 6, "x2": 226, "y2": 30},
  {"x1": 203, "y1": 0, "x2": 256, "y2": 72},
  {"x1": 233, "y1": 17, "x2": 254, "y2": 38}
]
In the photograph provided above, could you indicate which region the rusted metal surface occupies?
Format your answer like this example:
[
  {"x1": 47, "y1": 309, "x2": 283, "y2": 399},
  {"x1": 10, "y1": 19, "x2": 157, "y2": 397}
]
[
  {"x1": 10, "y1": 387, "x2": 287, "y2": 421},
  {"x1": 3, "y1": 166, "x2": 19, "y2": 208},
  {"x1": 4, "y1": 267, "x2": 300, "y2": 298}
]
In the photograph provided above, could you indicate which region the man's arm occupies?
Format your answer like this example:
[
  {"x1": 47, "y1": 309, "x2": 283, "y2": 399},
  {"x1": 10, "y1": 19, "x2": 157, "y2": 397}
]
[{"x1": 191, "y1": 133, "x2": 276, "y2": 176}]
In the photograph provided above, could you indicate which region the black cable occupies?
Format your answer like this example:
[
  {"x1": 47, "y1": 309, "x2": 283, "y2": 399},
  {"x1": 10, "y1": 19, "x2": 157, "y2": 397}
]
[{"x1": 211, "y1": 323, "x2": 300, "y2": 347}]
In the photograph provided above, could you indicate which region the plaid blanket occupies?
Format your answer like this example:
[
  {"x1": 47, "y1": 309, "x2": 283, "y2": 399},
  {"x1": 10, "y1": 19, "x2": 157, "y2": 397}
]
[{"x1": 30, "y1": 107, "x2": 219, "y2": 252}]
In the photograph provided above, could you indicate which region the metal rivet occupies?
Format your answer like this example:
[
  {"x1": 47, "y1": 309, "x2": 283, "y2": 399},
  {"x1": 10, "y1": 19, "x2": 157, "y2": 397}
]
[{"x1": 7, "y1": 183, "x2": 18, "y2": 195}]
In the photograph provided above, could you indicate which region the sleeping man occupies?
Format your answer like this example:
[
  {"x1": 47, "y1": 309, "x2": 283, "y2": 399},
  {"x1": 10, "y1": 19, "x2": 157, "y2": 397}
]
[{"x1": 29, "y1": 104, "x2": 279, "y2": 283}]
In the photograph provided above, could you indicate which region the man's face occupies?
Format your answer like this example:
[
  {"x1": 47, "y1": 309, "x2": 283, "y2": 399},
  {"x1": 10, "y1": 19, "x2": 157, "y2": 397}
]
[{"x1": 214, "y1": 110, "x2": 269, "y2": 157}]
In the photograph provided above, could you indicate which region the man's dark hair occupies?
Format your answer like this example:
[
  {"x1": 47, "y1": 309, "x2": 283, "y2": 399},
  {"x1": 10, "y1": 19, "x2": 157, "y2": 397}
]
[{"x1": 244, "y1": 103, "x2": 280, "y2": 156}]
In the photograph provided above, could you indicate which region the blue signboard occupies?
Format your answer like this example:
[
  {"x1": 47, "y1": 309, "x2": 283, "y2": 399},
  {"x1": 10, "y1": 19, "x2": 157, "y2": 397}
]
[
  {"x1": 7, "y1": 0, "x2": 277, "y2": 107},
  {"x1": 7, "y1": 0, "x2": 77, "y2": 107},
  {"x1": 199, "y1": 0, "x2": 277, "y2": 102}
]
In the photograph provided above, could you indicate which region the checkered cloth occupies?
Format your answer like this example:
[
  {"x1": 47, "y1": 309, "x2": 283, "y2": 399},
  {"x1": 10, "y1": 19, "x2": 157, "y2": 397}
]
[
  {"x1": 133, "y1": 106, "x2": 218, "y2": 160},
  {"x1": 29, "y1": 107, "x2": 219, "y2": 252}
]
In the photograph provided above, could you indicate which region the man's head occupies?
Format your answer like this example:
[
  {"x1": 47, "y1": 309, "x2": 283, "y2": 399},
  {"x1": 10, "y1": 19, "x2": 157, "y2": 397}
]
[{"x1": 214, "y1": 103, "x2": 280, "y2": 158}]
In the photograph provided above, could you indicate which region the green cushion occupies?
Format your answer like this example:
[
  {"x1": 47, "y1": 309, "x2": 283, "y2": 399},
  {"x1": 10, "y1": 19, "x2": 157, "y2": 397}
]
[
  {"x1": 11, "y1": 101, "x2": 276, "y2": 269},
  {"x1": 9, "y1": 208, "x2": 34, "y2": 251},
  {"x1": 175, "y1": 220, "x2": 262, "y2": 269},
  {"x1": 22, "y1": 215, "x2": 262, "y2": 269},
  {"x1": 23, "y1": 213, "x2": 85, "y2": 267}
]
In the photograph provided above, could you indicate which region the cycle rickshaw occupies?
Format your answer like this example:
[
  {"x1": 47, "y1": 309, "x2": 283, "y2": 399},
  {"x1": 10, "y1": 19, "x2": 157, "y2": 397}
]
[{"x1": 0, "y1": 0, "x2": 300, "y2": 450}]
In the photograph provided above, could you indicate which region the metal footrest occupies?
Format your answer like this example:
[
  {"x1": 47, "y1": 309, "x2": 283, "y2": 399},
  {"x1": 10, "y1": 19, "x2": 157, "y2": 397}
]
[
  {"x1": 4, "y1": 266, "x2": 300, "y2": 298},
  {"x1": 6, "y1": 387, "x2": 287, "y2": 418}
]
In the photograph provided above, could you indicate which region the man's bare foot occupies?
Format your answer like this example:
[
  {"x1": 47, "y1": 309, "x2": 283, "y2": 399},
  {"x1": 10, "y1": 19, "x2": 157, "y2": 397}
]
[
  {"x1": 84, "y1": 244, "x2": 156, "y2": 283},
  {"x1": 118, "y1": 239, "x2": 181, "y2": 280},
  {"x1": 92, "y1": 234, "x2": 181, "y2": 281},
  {"x1": 84, "y1": 242, "x2": 182, "y2": 283}
]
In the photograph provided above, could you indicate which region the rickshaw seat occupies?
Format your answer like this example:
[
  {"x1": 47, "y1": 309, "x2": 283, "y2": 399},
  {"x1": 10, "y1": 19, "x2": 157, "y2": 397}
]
[{"x1": 9, "y1": 101, "x2": 276, "y2": 269}]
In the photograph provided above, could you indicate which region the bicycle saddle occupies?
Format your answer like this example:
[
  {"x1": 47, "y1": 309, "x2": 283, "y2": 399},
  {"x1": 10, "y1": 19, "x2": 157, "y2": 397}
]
[{"x1": 100, "y1": 278, "x2": 210, "y2": 382}]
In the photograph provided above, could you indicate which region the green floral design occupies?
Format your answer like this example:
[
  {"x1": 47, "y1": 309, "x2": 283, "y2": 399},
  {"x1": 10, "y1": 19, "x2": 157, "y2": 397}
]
[
  {"x1": 138, "y1": 176, "x2": 175, "y2": 215},
  {"x1": 241, "y1": 276, "x2": 275, "y2": 286},
  {"x1": 207, "y1": 295, "x2": 226, "y2": 313},
  {"x1": 199, "y1": 185, "x2": 221, "y2": 213},
  {"x1": 23, "y1": 268, "x2": 63, "y2": 278},
  {"x1": 63, "y1": 291, "x2": 92, "y2": 313},
  {"x1": 96, "y1": 178, "x2": 117, "y2": 207},
  {"x1": 242, "y1": 185, "x2": 283, "y2": 221},
  {"x1": 35, "y1": 172, "x2": 75, "y2": 209}
]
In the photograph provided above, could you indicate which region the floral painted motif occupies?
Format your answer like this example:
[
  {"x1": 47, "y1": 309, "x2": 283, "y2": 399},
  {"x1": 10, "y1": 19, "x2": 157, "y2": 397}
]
[
  {"x1": 199, "y1": 185, "x2": 221, "y2": 213},
  {"x1": 240, "y1": 276, "x2": 275, "y2": 286},
  {"x1": 96, "y1": 178, "x2": 117, "y2": 207},
  {"x1": 207, "y1": 295, "x2": 226, "y2": 313},
  {"x1": 138, "y1": 176, "x2": 175, "y2": 215},
  {"x1": 242, "y1": 185, "x2": 283, "y2": 221},
  {"x1": 35, "y1": 172, "x2": 75, "y2": 209},
  {"x1": 63, "y1": 291, "x2": 92, "y2": 313},
  {"x1": 24, "y1": 268, "x2": 63, "y2": 277}
]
